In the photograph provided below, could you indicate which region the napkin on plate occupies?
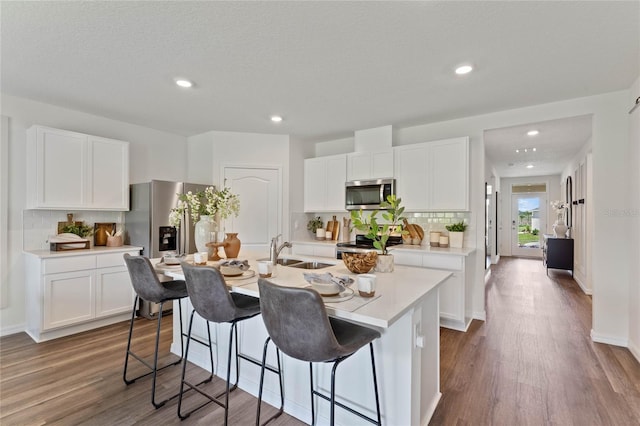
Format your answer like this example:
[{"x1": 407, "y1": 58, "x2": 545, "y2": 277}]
[
  {"x1": 220, "y1": 259, "x2": 250, "y2": 271},
  {"x1": 303, "y1": 272, "x2": 352, "y2": 292}
]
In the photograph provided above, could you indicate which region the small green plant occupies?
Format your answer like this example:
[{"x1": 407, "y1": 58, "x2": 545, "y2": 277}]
[
  {"x1": 445, "y1": 221, "x2": 467, "y2": 232},
  {"x1": 61, "y1": 223, "x2": 94, "y2": 238},
  {"x1": 307, "y1": 216, "x2": 324, "y2": 233},
  {"x1": 351, "y1": 194, "x2": 408, "y2": 255},
  {"x1": 532, "y1": 229, "x2": 539, "y2": 236}
]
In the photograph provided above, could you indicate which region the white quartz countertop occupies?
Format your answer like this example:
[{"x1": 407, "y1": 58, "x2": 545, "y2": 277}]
[
  {"x1": 163, "y1": 250, "x2": 451, "y2": 330},
  {"x1": 293, "y1": 239, "x2": 475, "y2": 256},
  {"x1": 24, "y1": 245, "x2": 143, "y2": 258}
]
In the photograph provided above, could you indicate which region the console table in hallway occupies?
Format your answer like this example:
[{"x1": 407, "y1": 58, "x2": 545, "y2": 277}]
[{"x1": 543, "y1": 234, "x2": 574, "y2": 275}]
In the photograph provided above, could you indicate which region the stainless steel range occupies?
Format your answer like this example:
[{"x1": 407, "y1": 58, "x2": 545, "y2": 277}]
[{"x1": 335, "y1": 234, "x2": 404, "y2": 259}]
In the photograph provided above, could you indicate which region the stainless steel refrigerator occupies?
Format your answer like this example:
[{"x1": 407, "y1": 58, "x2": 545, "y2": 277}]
[{"x1": 125, "y1": 180, "x2": 211, "y2": 318}]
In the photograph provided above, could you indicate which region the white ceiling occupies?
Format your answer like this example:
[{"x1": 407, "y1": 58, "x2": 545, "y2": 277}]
[
  {"x1": 484, "y1": 115, "x2": 592, "y2": 178},
  {"x1": 1, "y1": 1, "x2": 638, "y2": 176}
]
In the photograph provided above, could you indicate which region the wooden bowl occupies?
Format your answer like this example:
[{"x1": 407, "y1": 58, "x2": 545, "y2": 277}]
[{"x1": 342, "y1": 251, "x2": 378, "y2": 274}]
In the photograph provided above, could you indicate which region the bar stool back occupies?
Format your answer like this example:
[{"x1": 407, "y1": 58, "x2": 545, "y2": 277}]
[
  {"x1": 257, "y1": 278, "x2": 382, "y2": 426},
  {"x1": 122, "y1": 253, "x2": 198, "y2": 408},
  {"x1": 178, "y1": 263, "x2": 282, "y2": 425}
]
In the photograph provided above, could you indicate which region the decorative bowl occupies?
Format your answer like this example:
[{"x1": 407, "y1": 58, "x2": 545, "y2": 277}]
[
  {"x1": 342, "y1": 251, "x2": 378, "y2": 274},
  {"x1": 310, "y1": 280, "x2": 341, "y2": 297}
]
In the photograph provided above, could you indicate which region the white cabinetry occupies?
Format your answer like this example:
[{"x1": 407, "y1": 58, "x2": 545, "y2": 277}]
[
  {"x1": 394, "y1": 249, "x2": 474, "y2": 331},
  {"x1": 304, "y1": 154, "x2": 346, "y2": 212},
  {"x1": 25, "y1": 248, "x2": 140, "y2": 342},
  {"x1": 393, "y1": 137, "x2": 469, "y2": 211},
  {"x1": 26, "y1": 125, "x2": 130, "y2": 210},
  {"x1": 346, "y1": 150, "x2": 394, "y2": 181}
]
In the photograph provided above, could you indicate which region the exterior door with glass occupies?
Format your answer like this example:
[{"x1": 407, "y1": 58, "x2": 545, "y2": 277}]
[{"x1": 511, "y1": 193, "x2": 546, "y2": 257}]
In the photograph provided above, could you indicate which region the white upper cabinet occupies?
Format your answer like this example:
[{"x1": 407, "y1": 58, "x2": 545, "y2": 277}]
[
  {"x1": 428, "y1": 137, "x2": 469, "y2": 211},
  {"x1": 393, "y1": 137, "x2": 469, "y2": 212},
  {"x1": 304, "y1": 154, "x2": 347, "y2": 212},
  {"x1": 27, "y1": 126, "x2": 130, "y2": 210},
  {"x1": 346, "y1": 150, "x2": 394, "y2": 181}
]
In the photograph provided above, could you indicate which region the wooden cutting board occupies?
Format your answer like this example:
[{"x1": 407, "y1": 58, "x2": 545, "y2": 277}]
[{"x1": 327, "y1": 215, "x2": 340, "y2": 240}]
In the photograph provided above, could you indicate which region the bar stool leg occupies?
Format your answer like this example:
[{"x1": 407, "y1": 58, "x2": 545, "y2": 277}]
[
  {"x1": 309, "y1": 362, "x2": 315, "y2": 425},
  {"x1": 177, "y1": 309, "x2": 197, "y2": 419},
  {"x1": 255, "y1": 337, "x2": 284, "y2": 426},
  {"x1": 123, "y1": 296, "x2": 139, "y2": 385},
  {"x1": 369, "y1": 342, "x2": 382, "y2": 426}
]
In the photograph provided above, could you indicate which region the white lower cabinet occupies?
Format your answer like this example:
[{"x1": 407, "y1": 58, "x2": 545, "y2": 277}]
[
  {"x1": 25, "y1": 248, "x2": 140, "y2": 342},
  {"x1": 394, "y1": 250, "x2": 473, "y2": 331}
]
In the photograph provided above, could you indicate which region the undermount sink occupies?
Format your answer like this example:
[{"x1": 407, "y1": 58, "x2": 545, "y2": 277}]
[
  {"x1": 276, "y1": 258, "x2": 304, "y2": 266},
  {"x1": 286, "y1": 261, "x2": 333, "y2": 270}
]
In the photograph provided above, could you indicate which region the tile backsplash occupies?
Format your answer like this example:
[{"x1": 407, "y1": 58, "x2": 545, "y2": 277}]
[{"x1": 23, "y1": 210, "x2": 125, "y2": 250}]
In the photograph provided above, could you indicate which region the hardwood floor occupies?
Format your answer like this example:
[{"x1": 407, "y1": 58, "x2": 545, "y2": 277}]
[
  {"x1": 431, "y1": 257, "x2": 640, "y2": 425},
  {"x1": 1, "y1": 257, "x2": 638, "y2": 425}
]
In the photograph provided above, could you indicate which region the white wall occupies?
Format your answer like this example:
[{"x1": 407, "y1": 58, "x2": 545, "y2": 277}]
[
  {"x1": 498, "y1": 175, "x2": 561, "y2": 256},
  {"x1": 389, "y1": 90, "x2": 631, "y2": 345},
  {"x1": 0, "y1": 94, "x2": 188, "y2": 333},
  {"x1": 628, "y1": 76, "x2": 640, "y2": 361},
  {"x1": 186, "y1": 130, "x2": 291, "y2": 241}
]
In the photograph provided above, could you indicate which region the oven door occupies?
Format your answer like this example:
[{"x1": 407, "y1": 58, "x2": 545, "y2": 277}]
[{"x1": 345, "y1": 179, "x2": 395, "y2": 210}]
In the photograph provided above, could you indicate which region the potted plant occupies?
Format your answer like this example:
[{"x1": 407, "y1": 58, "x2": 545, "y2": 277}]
[
  {"x1": 61, "y1": 222, "x2": 94, "y2": 239},
  {"x1": 445, "y1": 221, "x2": 467, "y2": 248},
  {"x1": 350, "y1": 194, "x2": 408, "y2": 272},
  {"x1": 307, "y1": 216, "x2": 324, "y2": 239}
]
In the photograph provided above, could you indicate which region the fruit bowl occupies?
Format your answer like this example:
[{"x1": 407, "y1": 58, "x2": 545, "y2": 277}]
[{"x1": 342, "y1": 251, "x2": 378, "y2": 274}]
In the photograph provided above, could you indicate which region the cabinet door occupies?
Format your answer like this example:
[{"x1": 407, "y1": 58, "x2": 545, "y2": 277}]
[
  {"x1": 324, "y1": 155, "x2": 346, "y2": 211},
  {"x1": 88, "y1": 136, "x2": 130, "y2": 210},
  {"x1": 31, "y1": 126, "x2": 87, "y2": 208},
  {"x1": 429, "y1": 137, "x2": 469, "y2": 211},
  {"x1": 371, "y1": 150, "x2": 394, "y2": 178},
  {"x1": 394, "y1": 144, "x2": 429, "y2": 211},
  {"x1": 304, "y1": 158, "x2": 326, "y2": 212},
  {"x1": 44, "y1": 270, "x2": 95, "y2": 330},
  {"x1": 347, "y1": 152, "x2": 372, "y2": 181},
  {"x1": 95, "y1": 266, "x2": 135, "y2": 317},
  {"x1": 438, "y1": 272, "x2": 463, "y2": 322}
]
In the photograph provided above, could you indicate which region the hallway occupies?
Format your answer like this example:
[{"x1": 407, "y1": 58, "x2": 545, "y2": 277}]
[{"x1": 431, "y1": 257, "x2": 640, "y2": 425}]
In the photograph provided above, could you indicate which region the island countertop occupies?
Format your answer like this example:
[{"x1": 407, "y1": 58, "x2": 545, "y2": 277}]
[{"x1": 163, "y1": 251, "x2": 451, "y2": 329}]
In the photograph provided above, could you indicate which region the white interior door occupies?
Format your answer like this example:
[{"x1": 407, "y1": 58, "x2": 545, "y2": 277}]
[
  {"x1": 511, "y1": 193, "x2": 545, "y2": 257},
  {"x1": 223, "y1": 167, "x2": 280, "y2": 252}
]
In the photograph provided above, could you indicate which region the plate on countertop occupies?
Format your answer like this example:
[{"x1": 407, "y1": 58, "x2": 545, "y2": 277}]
[
  {"x1": 155, "y1": 262, "x2": 182, "y2": 271},
  {"x1": 320, "y1": 287, "x2": 354, "y2": 303},
  {"x1": 223, "y1": 270, "x2": 256, "y2": 280}
]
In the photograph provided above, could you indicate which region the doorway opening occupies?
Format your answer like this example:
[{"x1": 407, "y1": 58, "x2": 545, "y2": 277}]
[{"x1": 511, "y1": 183, "x2": 546, "y2": 257}]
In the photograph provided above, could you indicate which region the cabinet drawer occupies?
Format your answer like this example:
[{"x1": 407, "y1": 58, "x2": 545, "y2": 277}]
[
  {"x1": 43, "y1": 256, "x2": 96, "y2": 274},
  {"x1": 96, "y1": 252, "x2": 137, "y2": 268},
  {"x1": 422, "y1": 255, "x2": 462, "y2": 271}
]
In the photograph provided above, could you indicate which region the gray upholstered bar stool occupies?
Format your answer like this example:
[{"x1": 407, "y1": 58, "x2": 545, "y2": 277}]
[
  {"x1": 256, "y1": 278, "x2": 382, "y2": 426},
  {"x1": 178, "y1": 263, "x2": 283, "y2": 426},
  {"x1": 122, "y1": 253, "x2": 199, "y2": 408}
]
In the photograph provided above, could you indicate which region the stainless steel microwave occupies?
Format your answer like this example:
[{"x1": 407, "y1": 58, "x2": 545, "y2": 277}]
[{"x1": 345, "y1": 178, "x2": 395, "y2": 210}]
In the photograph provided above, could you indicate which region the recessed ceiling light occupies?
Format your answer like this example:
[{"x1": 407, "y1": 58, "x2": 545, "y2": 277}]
[
  {"x1": 526, "y1": 164, "x2": 534, "y2": 169},
  {"x1": 271, "y1": 116, "x2": 283, "y2": 123},
  {"x1": 455, "y1": 65, "x2": 473, "y2": 75},
  {"x1": 532, "y1": 147, "x2": 536, "y2": 152},
  {"x1": 527, "y1": 130, "x2": 539, "y2": 136},
  {"x1": 175, "y1": 79, "x2": 193, "y2": 88},
  {"x1": 515, "y1": 149, "x2": 519, "y2": 153}
]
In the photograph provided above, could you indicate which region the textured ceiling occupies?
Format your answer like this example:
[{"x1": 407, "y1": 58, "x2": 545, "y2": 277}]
[{"x1": 1, "y1": 2, "x2": 638, "y2": 157}]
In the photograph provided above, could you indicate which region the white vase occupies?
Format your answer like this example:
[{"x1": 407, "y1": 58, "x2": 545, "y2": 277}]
[
  {"x1": 194, "y1": 215, "x2": 217, "y2": 255},
  {"x1": 375, "y1": 254, "x2": 394, "y2": 273},
  {"x1": 449, "y1": 231, "x2": 464, "y2": 248},
  {"x1": 553, "y1": 220, "x2": 568, "y2": 238}
]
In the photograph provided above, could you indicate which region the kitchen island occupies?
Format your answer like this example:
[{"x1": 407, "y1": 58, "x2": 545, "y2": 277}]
[{"x1": 162, "y1": 252, "x2": 451, "y2": 425}]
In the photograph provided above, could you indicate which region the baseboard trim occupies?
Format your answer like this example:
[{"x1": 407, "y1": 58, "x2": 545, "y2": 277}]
[
  {"x1": 590, "y1": 330, "x2": 629, "y2": 347},
  {"x1": 1, "y1": 323, "x2": 25, "y2": 337},
  {"x1": 629, "y1": 339, "x2": 640, "y2": 364},
  {"x1": 421, "y1": 391, "x2": 442, "y2": 426},
  {"x1": 573, "y1": 275, "x2": 592, "y2": 295}
]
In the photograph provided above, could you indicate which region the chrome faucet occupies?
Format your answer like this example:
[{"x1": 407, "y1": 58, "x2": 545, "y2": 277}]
[{"x1": 270, "y1": 234, "x2": 292, "y2": 263}]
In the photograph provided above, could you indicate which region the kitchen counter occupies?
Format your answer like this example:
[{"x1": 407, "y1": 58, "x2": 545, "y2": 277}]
[
  {"x1": 163, "y1": 251, "x2": 449, "y2": 425},
  {"x1": 293, "y1": 238, "x2": 475, "y2": 257},
  {"x1": 24, "y1": 245, "x2": 143, "y2": 258}
]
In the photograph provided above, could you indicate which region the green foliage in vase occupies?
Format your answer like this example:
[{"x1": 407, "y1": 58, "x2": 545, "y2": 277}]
[
  {"x1": 307, "y1": 216, "x2": 323, "y2": 233},
  {"x1": 445, "y1": 221, "x2": 468, "y2": 232},
  {"x1": 350, "y1": 194, "x2": 408, "y2": 255},
  {"x1": 61, "y1": 223, "x2": 94, "y2": 238}
]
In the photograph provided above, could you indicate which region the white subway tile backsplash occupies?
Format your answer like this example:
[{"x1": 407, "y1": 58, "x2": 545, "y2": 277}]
[{"x1": 22, "y1": 210, "x2": 124, "y2": 250}]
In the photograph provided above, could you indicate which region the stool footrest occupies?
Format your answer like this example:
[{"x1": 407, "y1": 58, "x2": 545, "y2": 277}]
[{"x1": 312, "y1": 389, "x2": 379, "y2": 425}]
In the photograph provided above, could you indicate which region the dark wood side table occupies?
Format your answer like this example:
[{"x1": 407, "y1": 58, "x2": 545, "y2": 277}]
[{"x1": 543, "y1": 234, "x2": 574, "y2": 275}]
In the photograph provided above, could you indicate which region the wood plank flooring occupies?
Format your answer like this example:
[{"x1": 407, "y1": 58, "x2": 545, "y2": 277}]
[
  {"x1": 1, "y1": 257, "x2": 638, "y2": 425},
  {"x1": 431, "y1": 257, "x2": 640, "y2": 425}
]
